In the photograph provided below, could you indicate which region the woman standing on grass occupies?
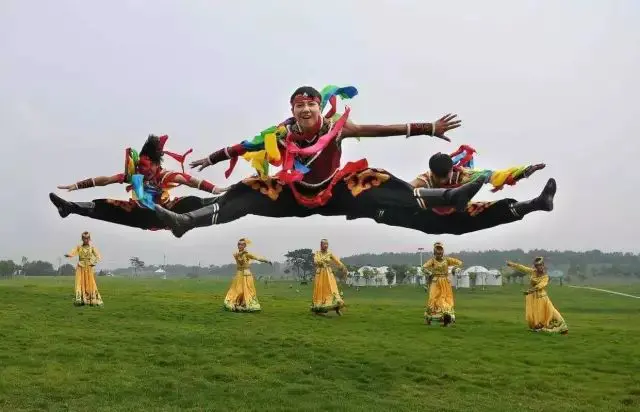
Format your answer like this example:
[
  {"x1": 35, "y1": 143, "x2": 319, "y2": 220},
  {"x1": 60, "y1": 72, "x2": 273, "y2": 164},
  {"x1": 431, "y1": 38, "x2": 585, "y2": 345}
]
[
  {"x1": 224, "y1": 238, "x2": 272, "y2": 312},
  {"x1": 422, "y1": 242, "x2": 463, "y2": 326},
  {"x1": 64, "y1": 231, "x2": 103, "y2": 306},
  {"x1": 311, "y1": 239, "x2": 347, "y2": 315},
  {"x1": 507, "y1": 257, "x2": 568, "y2": 334}
]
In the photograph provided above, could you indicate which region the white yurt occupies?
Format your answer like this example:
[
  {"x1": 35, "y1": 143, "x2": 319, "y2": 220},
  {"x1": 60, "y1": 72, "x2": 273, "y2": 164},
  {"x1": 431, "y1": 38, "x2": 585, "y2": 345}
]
[
  {"x1": 452, "y1": 268, "x2": 470, "y2": 288},
  {"x1": 485, "y1": 269, "x2": 503, "y2": 286},
  {"x1": 348, "y1": 266, "x2": 393, "y2": 286},
  {"x1": 463, "y1": 266, "x2": 490, "y2": 287}
]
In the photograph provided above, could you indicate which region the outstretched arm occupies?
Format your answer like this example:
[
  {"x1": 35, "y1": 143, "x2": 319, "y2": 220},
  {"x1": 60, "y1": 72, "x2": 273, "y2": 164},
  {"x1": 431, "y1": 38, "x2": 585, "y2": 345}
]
[
  {"x1": 463, "y1": 164, "x2": 546, "y2": 191},
  {"x1": 190, "y1": 140, "x2": 270, "y2": 172},
  {"x1": 506, "y1": 261, "x2": 535, "y2": 275},
  {"x1": 247, "y1": 252, "x2": 271, "y2": 265},
  {"x1": 168, "y1": 173, "x2": 228, "y2": 195},
  {"x1": 64, "y1": 246, "x2": 79, "y2": 258},
  {"x1": 340, "y1": 114, "x2": 461, "y2": 142},
  {"x1": 57, "y1": 174, "x2": 124, "y2": 192}
]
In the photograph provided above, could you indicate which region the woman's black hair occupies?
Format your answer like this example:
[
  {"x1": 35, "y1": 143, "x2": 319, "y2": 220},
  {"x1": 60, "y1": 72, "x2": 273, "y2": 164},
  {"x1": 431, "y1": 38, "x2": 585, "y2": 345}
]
[{"x1": 139, "y1": 135, "x2": 164, "y2": 164}]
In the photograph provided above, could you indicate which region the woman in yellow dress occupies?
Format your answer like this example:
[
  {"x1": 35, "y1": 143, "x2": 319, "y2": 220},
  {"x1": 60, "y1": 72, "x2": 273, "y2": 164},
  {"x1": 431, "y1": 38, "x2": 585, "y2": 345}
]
[
  {"x1": 224, "y1": 238, "x2": 272, "y2": 312},
  {"x1": 507, "y1": 257, "x2": 568, "y2": 334},
  {"x1": 422, "y1": 242, "x2": 463, "y2": 326},
  {"x1": 64, "y1": 231, "x2": 103, "y2": 306},
  {"x1": 311, "y1": 239, "x2": 347, "y2": 315}
]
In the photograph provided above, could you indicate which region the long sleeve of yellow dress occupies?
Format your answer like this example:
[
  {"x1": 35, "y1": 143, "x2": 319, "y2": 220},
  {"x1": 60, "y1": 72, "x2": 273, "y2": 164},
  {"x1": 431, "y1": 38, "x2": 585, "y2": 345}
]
[
  {"x1": 507, "y1": 261, "x2": 535, "y2": 275},
  {"x1": 330, "y1": 253, "x2": 346, "y2": 269},
  {"x1": 91, "y1": 247, "x2": 101, "y2": 265},
  {"x1": 528, "y1": 274, "x2": 549, "y2": 293},
  {"x1": 246, "y1": 252, "x2": 269, "y2": 264},
  {"x1": 446, "y1": 257, "x2": 463, "y2": 268},
  {"x1": 66, "y1": 246, "x2": 79, "y2": 258}
]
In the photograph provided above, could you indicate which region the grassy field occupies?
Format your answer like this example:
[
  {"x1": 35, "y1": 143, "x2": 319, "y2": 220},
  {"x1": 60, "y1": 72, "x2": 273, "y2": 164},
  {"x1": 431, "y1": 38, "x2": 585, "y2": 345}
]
[{"x1": 1, "y1": 277, "x2": 639, "y2": 412}]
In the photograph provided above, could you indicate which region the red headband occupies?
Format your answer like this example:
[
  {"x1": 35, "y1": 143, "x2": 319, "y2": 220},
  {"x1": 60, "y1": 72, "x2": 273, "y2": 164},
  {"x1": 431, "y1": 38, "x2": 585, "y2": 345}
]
[{"x1": 292, "y1": 94, "x2": 321, "y2": 105}]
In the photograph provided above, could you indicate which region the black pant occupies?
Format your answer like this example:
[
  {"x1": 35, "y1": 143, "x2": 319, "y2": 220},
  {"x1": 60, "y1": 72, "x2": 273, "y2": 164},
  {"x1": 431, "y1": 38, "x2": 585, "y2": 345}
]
[
  {"x1": 70, "y1": 196, "x2": 217, "y2": 230},
  {"x1": 202, "y1": 171, "x2": 521, "y2": 235}
]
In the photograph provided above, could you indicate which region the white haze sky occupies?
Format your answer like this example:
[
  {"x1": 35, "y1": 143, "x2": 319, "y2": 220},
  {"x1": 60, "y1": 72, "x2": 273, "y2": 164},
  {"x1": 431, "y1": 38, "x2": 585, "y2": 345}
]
[{"x1": 1, "y1": 0, "x2": 639, "y2": 268}]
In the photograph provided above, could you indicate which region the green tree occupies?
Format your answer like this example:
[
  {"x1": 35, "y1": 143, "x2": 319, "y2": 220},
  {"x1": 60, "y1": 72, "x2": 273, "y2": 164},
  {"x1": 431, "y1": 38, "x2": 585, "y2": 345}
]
[
  {"x1": 284, "y1": 249, "x2": 314, "y2": 282},
  {"x1": 59, "y1": 263, "x2": 75, "y2": 276},
  {"x1": 385, "y1": 267, "x2": 396, "y2": 285},
  {"x1": 22, "y1": 260, "x2": 55, "y2": 276},
  {"x1": 129, "y1": 257, "x2": 145, "y2": 276},
  {"x1": 390, "y1": 264, "x2": 410, "y2": 284},
  {"x1": 0, "y1": 260, "x2": 17, "y2": 277}
]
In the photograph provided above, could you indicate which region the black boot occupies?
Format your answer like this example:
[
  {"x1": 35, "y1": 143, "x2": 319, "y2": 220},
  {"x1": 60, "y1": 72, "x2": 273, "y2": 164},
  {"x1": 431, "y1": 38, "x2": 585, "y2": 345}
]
[
  {"x1": 155, "y1": 203, "x2": 219, "y2": 238},
  {"x1": 414, "y1": 178, "x2": 484, "y2": 211},
  {"x1": 49, "y1": 193, "x2": 95, "y2": 218},
  {"x1": 511, "y1": 178, "x2": 556, "y2": 217}
]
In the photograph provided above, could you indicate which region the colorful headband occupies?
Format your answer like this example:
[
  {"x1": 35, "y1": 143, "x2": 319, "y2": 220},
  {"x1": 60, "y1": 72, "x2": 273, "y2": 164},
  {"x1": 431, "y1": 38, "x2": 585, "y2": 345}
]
[
  {"x1": 534, "y1": 257, "x2": 544, "y2": 264},
  {"x1": 434, "y1": 242, "x2": 444, "y2": 249}
]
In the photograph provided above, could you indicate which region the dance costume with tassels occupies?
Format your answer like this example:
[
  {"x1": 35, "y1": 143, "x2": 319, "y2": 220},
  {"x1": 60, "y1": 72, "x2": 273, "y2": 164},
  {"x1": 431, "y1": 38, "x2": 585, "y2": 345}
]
[
  {"x1": 49, "y1": 135, "x2": 221, "y2": 230},
  {"x1": 157, "y1": 85, "x2": 482, "y2": 234},
  {"x1": 370, "y1": 145, "x2": 549, "y2": 234}
]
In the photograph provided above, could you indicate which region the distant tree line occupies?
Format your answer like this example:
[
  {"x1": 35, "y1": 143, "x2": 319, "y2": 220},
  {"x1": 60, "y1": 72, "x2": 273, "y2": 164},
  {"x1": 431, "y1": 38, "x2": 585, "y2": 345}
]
[{"x1": 1, "y1": 249, "x2": 638, "y2": 280}]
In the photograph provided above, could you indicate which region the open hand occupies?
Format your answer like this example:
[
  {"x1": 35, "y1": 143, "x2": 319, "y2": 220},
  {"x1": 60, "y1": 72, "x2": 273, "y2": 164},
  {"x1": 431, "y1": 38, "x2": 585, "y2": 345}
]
[
  {"x1": 190, "y1": 157, "x2": 212, "y2": 172},
  {"x1": 57, "y1": 184, "x2": 77, "y2": 192},
  {"x1": 432, "y1": 114, "x2": 461, "y2": 142}
]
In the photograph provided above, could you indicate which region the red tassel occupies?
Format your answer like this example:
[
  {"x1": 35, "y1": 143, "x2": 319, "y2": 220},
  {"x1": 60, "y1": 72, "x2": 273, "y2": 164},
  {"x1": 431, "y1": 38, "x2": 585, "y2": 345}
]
[
  {"x1": 163, "y1": 148, "x2": 193, "y2": 172},
  {"x1": 225, "y1": 157, "x2": 239, "y2": 179},
  {"x1": 158, "y1": 135, "x2": 169, "y2": 151},
  {"x1": 324, "y1": 95, "x2": 337, "y2": 118}
]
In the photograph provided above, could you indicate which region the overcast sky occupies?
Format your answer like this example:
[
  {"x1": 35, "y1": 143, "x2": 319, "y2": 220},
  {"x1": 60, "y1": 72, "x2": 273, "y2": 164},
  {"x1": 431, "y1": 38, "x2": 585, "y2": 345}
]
[{"x1": 1, "y1": 1, "x2": 638, "y2": 268}]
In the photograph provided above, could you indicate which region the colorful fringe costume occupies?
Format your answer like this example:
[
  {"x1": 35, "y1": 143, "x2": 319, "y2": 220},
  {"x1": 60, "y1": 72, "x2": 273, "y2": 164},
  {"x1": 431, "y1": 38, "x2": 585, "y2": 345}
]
[
  {"x1": 66, "y1": 243, "x2": 103, "y2": 306},
  {"x1": 508, "y1": 259, "x2": 568, "y2": 334},
  {"x1": 370, "y1": 145, "x2": 557, "y2": 235},
  {"x1": 422, "y1": 243, "x2": 462, "y2": 325},
  {"x1": 223, "y1": 242, "x2": 268, "y2": 312},
  {"x1": 154, "y1": 85, "x2": 487, "y2": 238},
  {"x1": 49, "y1": 135, "x2": 221, "y2": 230},
  {"x1": 311, "y1": 249, "x2": 347, "y2": 314}
]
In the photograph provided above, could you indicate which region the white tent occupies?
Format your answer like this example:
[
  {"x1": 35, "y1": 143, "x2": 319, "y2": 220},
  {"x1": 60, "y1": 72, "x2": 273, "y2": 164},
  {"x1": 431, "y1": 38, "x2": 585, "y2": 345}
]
[
  {"x1": 348, "y1": 266, "x2": 393, "y2": 286},
  {"x1": 463, "y1": 266, "x2": 490, "y2": 288},
  {"x1": 485, "y1": 269, "x2": 503, "y2": 286},
  {"x1": 452, "y1": 268, "x2": 470, "y2": 288}
]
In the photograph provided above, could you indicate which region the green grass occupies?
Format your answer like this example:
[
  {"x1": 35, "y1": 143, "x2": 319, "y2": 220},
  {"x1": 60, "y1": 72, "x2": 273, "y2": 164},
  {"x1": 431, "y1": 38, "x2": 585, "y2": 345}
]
[{"x1": 1, "y1": 277, "x2": 639, "y2": 412}]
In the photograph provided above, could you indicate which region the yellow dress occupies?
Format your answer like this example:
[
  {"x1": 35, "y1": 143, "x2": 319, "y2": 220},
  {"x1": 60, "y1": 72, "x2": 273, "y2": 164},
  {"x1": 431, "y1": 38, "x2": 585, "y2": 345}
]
[
  {"x1": 509, "y1": 263, "x2": 568, "y2": 334},
  {"x1": 311, "y1": 250, "x2": 346, "y2": 313},
  {"x1": 67, "y1": 244, "x2": 103, "y2": 306},
  {"x1": 423, "y1": 257, "x2": 462, "y2": 323},
  {"x1": 223, "y1": 250, "x2": 267, "y2": 312}
]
